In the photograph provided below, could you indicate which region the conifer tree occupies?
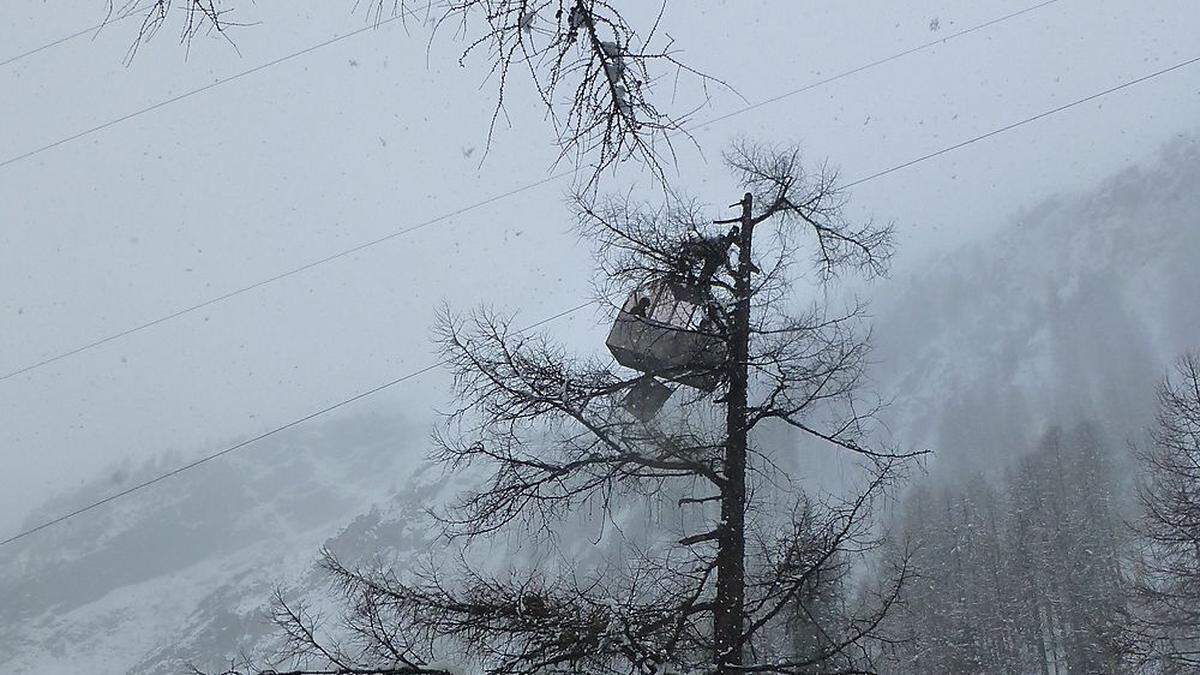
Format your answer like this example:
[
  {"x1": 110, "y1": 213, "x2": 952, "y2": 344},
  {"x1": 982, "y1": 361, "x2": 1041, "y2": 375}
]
[{"x1": 1132, "y1": 353, "x2": 1200, "y2": 671}]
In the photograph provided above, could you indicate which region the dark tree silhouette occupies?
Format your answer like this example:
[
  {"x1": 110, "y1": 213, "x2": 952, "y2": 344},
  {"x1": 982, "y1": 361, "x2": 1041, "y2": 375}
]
[
  {"x1": 1131, "y1": 352, "x2": 1200, "y2": 671},
  {"x1": 107, "y1": 0, "x2": 728, "y2": 186},
  {"x1": 199, "y1": 142, "x2": 921, "y2": 675}
]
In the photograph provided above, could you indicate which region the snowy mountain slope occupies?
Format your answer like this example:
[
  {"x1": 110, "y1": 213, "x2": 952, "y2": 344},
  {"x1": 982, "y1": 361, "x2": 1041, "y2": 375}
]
[
  {"x1": 873, "y1": 135, "x2": 1200, "y2": 473},
  {"x1": 0, "y1": 412, "x2": 447, "y2": 674},
  {"x1": 129, "y1": 472, "x2": 450, "y2": 675}
]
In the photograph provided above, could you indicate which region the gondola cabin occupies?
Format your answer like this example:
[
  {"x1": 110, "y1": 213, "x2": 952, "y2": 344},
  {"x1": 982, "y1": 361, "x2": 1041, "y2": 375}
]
[
  {"x1": 606, "y1": 281, "x2": 726, "y2": 392},
  {"x1": 620, "y1": 376, "x2": 675, "y2": 422}
]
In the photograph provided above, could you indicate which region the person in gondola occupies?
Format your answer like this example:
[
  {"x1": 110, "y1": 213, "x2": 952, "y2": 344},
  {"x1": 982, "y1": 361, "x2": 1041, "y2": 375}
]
[
  {"x1": 702, "y1": 303, "x2": 726, "y2": 333},
  {"x1": 629, "y1": 295, "x2": 651, "y2": 318},
  {"x1": 678, "y1": 226, "x2": 739, "y2": 287}
]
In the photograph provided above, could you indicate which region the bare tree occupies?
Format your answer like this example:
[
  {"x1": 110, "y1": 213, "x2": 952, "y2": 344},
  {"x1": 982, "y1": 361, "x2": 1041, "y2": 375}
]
[
  {"x1": 199, "y1": 142, "x2": 921, "y2": 675},
  {"x1": 1131, "y1": 353, "x2": 1200, "y2": 671},
  {"x1": 107, "y1": 0, "x2": 728, "y2": 187}
]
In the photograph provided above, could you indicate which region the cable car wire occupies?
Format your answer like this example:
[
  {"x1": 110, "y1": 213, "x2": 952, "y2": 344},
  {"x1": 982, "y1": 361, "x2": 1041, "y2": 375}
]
[
  {"x1": 0, "y1": 0, "x2": 1065, "y2": 384},
  {"x1": 0, "y1": 0, "x2": 1061, "y2": 171},
  {"x1": 4, "y1": 50, "x2": 1199, "y2": 546},
  {"x1": 692, "y1": 0, "x2": 1063, "y2": 131},
  {"x1": 0, "y1": 3, "x2": 154, "y2": 69},
  {"x1": 0, "y1": 10, "x2": 414, "y2": 171},
  {"x1": 0, "y1": 300, "x2": 594, "y2": 548},
  {"x1": 842, "y1": 54, "x2": 1200, "y2": 188},
  {"x1": 0, "y1": 171, "x2": 563, "y2": 383}
]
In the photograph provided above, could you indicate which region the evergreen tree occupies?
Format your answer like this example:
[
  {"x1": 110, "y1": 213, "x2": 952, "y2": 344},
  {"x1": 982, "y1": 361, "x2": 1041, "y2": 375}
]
[
  {"x1": 879, "y1": 423, "x2": 1131, "y2": 674},
  {"x1": 1131, "y1": 353, "x2": 1200, "y2": 671}
]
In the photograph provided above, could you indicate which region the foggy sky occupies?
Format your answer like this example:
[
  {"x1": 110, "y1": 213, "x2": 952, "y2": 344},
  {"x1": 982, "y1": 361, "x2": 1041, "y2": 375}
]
[{"x1": 2, "y1": 0, "x2": 1198, "y2": 536}]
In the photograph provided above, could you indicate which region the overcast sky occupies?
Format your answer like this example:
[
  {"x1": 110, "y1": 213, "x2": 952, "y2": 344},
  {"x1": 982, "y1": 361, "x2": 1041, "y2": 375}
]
[{"x1": 1, "y1": 0, "x2": 1198, "y2": 536}]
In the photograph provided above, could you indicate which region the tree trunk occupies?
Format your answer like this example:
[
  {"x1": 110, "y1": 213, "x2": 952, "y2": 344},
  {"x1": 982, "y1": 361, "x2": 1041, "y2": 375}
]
[{"x1": 715, "y1": 192, "x2": 754, "y2": 672}]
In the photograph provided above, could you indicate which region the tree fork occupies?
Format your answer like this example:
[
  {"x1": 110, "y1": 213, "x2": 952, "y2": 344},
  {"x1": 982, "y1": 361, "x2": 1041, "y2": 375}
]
[{"x1": 714, "y1": 192, "x2": 754, "y2": 671}]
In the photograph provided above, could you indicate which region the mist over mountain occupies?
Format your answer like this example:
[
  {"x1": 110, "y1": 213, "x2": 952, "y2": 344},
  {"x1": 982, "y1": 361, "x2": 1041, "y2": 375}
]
[
  {"x1": 0, "y1": 413, "x2": 445, "y2": 674},
  {"x1": 874, "y1": 134, "x2": 1200, "y2": 477},
  {"x1": 3, "y1": 135, "x2": 1198, "y2": 673}
]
